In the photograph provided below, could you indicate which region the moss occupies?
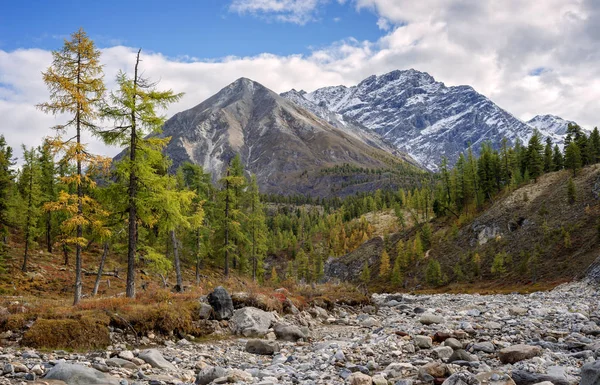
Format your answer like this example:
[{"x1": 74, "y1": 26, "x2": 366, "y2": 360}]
[{"x1": 22, "y1": 317, "x2": 110, "y2": 350}]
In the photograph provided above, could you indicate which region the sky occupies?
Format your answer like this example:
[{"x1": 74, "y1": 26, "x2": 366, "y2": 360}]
[{"x1": 1, "y1": 0, "x2": 600, "y2": 161}]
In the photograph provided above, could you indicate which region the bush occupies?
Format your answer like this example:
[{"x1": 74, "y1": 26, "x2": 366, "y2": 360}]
[{"x1": 22, "y1": 317, "x2": 110, "y2": 350}]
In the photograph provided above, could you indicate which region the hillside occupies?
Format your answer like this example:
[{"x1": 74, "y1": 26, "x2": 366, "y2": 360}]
[{"x1": 327, "y1": 165, "x2": 600, "y2": 292}]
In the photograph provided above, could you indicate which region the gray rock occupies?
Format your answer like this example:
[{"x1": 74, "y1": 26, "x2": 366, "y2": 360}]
[
  {"x1": 138, "y1": 349, "x2": 176, "y2": 370},
  {"x1": 449, "y1": 349, "x2": 478, "y2": 363},
  {"x1": 442, "y1": 372, "x2": 480, "y2": 385},
  {"x1": 433, "y1": 346, "x2": 454, "y2": 359},
  {"x1": 414, "y1": 335, "x2": 433, "y2": 349},
  {"x1": 245, "y1": 339, "x2": 280, "y2": 355},
  {"x1": 580, "y1": 360, "x2": 600, "y2": 385},
  {"x1": 198, "y1": 303, "x2": 213, "y2": 320},
  {"x1": 43, "y1": 363, "x2": 121, "y2": 385},
  {"x1": 231, "y1": 307, "x2": 276, "y2": 337},
  {"x1": 420, "y1": 313, "x2": 444, "y2": 325},
  {"x1": 207, "y1": 286, "x2": 234, "y2": 320},
  {"x1": 273, "y1": 323, "x2": 305, "y2": 342},
  {"x1": 473, "y1": 341, "x2": 495, "y2": 353},
  {"x1": 511, "y1": 370, "x2": 570, "y2": 385},
  {"x1": 445, "y1": 338, "x2": 463, "y2": 350},
  {"x1": 196, "y1": 366, "x2": 228, "y2": 385},
  {"x1": 498, "y1": 345, "x2": 542, "y2": 364}
]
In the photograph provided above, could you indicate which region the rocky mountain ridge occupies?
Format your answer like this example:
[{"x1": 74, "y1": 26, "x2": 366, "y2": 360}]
[{"x1": 282, "y1": 69, "x2": 580, "y2": 171}]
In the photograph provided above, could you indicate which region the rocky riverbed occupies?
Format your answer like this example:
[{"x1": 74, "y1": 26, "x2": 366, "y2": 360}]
[{"x1": 1, "y1": 282, "x2": 600, "y2": 385}]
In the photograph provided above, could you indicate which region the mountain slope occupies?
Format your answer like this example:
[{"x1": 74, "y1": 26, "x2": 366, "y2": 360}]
[
  {"x1": 527, "y1": 114, "x2": 576, "y2": 137},
  {"x1": 155, "y1": 78, "x2": 423, "y2": 197},
  {"x1": 282, "y1": 69, "x2": 568, "y2": 171}
]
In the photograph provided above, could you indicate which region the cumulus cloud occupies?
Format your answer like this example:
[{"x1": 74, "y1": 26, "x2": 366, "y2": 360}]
[
  {"x1": 229, "y1": 0, "x2": 326, "y2": 24},
  {"x1": 1, "y1": 0, "x2": 600, "y2": 162}
]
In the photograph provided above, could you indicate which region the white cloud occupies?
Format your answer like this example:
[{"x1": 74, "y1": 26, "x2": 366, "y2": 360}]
[
  {"x1": 229, "y1": 0, "x2": 326, "y2": 24},
  {"x1": 1, "y1": 0, "x2": 600, "y2": 163}
]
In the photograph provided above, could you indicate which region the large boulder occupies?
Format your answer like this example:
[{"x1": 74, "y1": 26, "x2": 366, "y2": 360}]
[
  {"x1": 245, "y1": 339, "x2": 280, "y2": 355},
  {"x1": 43, "y1": 363, "x2": 121, "y2": 385},
  {"x1": 273, "y1": 323, "x2": 306, "y2": 342},
  {"x1": 420, "y1": 313, "x2": 445, "y2": 325},
  {"x1": 230, "y1": 307, "x2": 275, "y2": 337},
  {"x1": 207, "y1": 286, "x2": 234, "y2": 320},
  {"x1": 511, "y1": 370, "x2": 570, "y2": 385},
  {"x1": 580, "y1": 360, "x2": 600, "y2": 385},
  {"x1": 498, "y1": 345, "x2": 542, "y2": 364},
  {"x1": 138, "y1": 349, "x2": 176, "y2": 370},
  {"x1": 348, "y1": 372, "x2": 373, "y2": 385}
]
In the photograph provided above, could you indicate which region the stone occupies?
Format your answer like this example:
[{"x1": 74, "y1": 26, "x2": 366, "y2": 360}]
[
  {"x1": 442, "y1": 372, "x2": 480, "y2": 385},
  {"x1": 420, "y1": 313, "x2": 445, "y2": 325},
  {"x1": 372, "y1": 374, "x2": 388, "y2": 385},
  {"x1": 245, "y1": 339, "x2": 280, "y2": 355},
  {"x1": 509, "y1": 307, "x2": 528, "y2": 316},
  {"x1": 384, "y1": 362, "x2": 415, "y2": 378},
  {"x1": 348, "y1": 372, "x2": 372, "y2": 385},
  {"x1": 580, "y1": 360, "x2": 600, "y2": 385},
  {"x1": 433, "y1": 346, "x2": 454, "y2": 359},
  {"x1": 473, "y1": 341, "x2": 495, "y2": 353},
  {"x1": 230, "y1": 307, "x2": 276, "y2": 337},
  {"x1": 510, "y1": 370, "x2": 570, "y2": 385},
  {"x1": 448, "y1": 349, "x2": 478, "y2": 363},
  {"x1": 106, "y1": 357, "x2": 137, "y2": 369},
  {"x1": 118, "y1": 350, "x2": 135, "y2": 361},
  {"x1": 414, "y1": 335, "x2": 433, "y2": 349},
  {"x1": 475, "y1": 372, "x2": 516, "y2": 385},
  {"x1": 196, "y1": 366, "x2": 228, "y2": 385},
  {"x1": 43, "y1": 363, "x2": 121, "y2": 385},
  {"x1": 138, "y1": 349, "x2": 176, "y2": 370},
  {"x1": 273, "y1": 323, "x2": 306, "y2": 342},
  {"x1": 207, "y1": 286, "x2": 234, "y2": 320},
  {"x1": 418, "y1": 362, "x2": 449, "y2": 381},
  {"x1": 198, "y1": 303, "x2": 213, "y2": 320},
  {"x1": 445, "y1": 338, "x2": 463, "y2": 350},
  {"x1": 498, "y1": 345, "x2": 542, "y2": 364}
]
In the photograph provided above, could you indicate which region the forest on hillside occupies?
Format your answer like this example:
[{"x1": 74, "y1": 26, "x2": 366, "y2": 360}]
[{"x1": 1, "y1": 29, "x2": 600, "y2": 306}]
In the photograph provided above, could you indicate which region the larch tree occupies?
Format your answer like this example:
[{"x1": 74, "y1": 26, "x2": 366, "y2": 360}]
[
  {"x1": 18, "y1": 146, "x2": 42, "y2": 272},
  {"x1": 100, "y1": 49, "x2": 183, "y2": 298},
  {"x1": 379, "y1": 249, "x2": 390, "y2": 277},
  {"x1": 37, "y1": 28, "x2": 106, "y2": 305},
  {"x1": 38, "y1": 140, "x2": 57, "y2": 253}
]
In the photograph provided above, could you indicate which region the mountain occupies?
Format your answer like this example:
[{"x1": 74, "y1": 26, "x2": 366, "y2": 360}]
[
  {"x1": 282, "y1": 69, "x2": 568, "y2": 171},
  {"x1": 153, "y1": 78, "x2": 424, "y2": 197},
  {"x1": 527, "y1": 114, "x2": 577, "y2": 136}
]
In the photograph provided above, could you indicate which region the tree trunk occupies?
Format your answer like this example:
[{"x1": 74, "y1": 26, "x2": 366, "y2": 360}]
[
  {"x1": 22, "y1": 170, "x2": 33, "y2": 272},
  {"x1": 171, "y1": 230, "x2": 183, "y2": 292},
  {"x1": 92, "y1": 242, "x2": 109, "y2": 296},
  {"x1": 126, "y1": 49, "x2": 142, "y2": 299},
  {"x1": 46, "y1": 213, "x2": 52, "y2": 253},
  {"x1": 195, "y1": 229, "x2": 201, "y2": 285},
  {"x1": 63, "y1": 242, "x2": 69, "y2": 265},
  {"x1": 224, "y1": 170, "x2": 230, "y2": 277},
  {"x1": 74, "y1": 48, "x2": 83, "y2": 306}
]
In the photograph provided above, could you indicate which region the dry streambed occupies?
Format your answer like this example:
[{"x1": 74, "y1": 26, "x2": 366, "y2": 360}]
[{"x1": 1, "y1": 282, "x2": 600, "y2": 385}]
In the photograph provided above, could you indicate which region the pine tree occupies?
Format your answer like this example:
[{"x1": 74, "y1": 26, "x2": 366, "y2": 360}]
[
  {"x1": 379, "y1": 249, "x2": 390, "y2": 277},
  {"x1": 552, "y1": 145, "x2": 564, "y2": 171},
  {"x1": 37, "y1": 28, "x2": 106, "y2": 305},
  {"x1": 543, "y1": 137, "x2": 554, "y2": 173},
  {"x1": 420, "y1": 223, "x2": 432, "y2": 249},
  {"x1": 101, "y1": 49, "x2": 183, "y2": 298},
  {"x1": 0, "y1": 135, "x2": 15, "y2": 245},
  {"x1": 590, "y1": 127, "x2": 600, "y2": 164},
  {"x1": 564, "y1": 142, "x2": 582, "y2": 176},
  {"x1": 526, "y1": 131, "x2": 544, "y2": 180},
  {"x1": 360, "y1": 261, "x2": 370, "y2": 284},
  {"x1": 567, "y1": 177, "x2": 576, "y2": 204},
  {"x1": 491, "y1": 252, "x2": 506, "y2": 275},
  {"x1": 246, "y1": 175, "x2": 268, "y2": 281},
  {"x1": 218, "y1": 157, "x2": 247, "y2": 277},
  {"x1": 38, "y1": 140, "x2": 57, "y2": 253},
  {"x1": 391, "y1": 255, "x2": 403, "y2": 286},
  {"x1": 425, "y1": 259, "x2": 442, "y2": 286},
  {"x1": 18, "y1": 146, "x2": 42, "y2": 272}
]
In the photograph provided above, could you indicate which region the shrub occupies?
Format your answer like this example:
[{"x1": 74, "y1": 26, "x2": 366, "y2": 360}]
[{"x1": 22, "y1": 317, "x2": 110, "y2": 350}]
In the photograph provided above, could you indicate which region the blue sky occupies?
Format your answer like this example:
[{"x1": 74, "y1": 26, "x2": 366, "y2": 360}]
[{"x1": 0, "y1": 0, "x2": 382, "y2": 59}]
